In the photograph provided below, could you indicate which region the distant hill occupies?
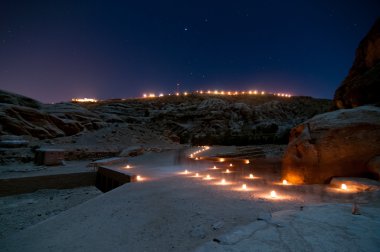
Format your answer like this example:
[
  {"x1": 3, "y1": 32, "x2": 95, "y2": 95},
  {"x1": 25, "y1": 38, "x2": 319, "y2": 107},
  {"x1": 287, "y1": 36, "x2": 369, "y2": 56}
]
[{"x1": 0, "y1": 90, "x2": 331, "y2": 145}]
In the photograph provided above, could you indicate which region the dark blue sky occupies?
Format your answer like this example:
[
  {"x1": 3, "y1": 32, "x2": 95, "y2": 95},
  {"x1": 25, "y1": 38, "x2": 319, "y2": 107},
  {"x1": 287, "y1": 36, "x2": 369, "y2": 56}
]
[{"x1": 0, "y1": 0, "x2": 379, "y2": 102}]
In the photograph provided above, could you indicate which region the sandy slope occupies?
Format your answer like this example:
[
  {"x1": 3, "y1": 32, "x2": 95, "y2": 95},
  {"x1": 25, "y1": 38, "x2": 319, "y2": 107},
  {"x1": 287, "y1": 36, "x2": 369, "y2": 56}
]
[{"x1": 1, "y1": 149, "x2": 379, "y2": 251}]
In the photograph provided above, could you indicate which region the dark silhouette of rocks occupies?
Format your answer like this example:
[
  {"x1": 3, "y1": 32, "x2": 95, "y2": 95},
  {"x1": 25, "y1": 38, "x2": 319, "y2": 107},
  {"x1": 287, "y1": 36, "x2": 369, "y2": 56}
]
[
  {"x1": 333, "y1": 18, "x2": 380, "y2": 109},
  {"x1": 0, "y1": 90, "x2": 41, "y2": 109},
  {"x1": 283, "y1": 18, "x2": 380, "y2": 184}
]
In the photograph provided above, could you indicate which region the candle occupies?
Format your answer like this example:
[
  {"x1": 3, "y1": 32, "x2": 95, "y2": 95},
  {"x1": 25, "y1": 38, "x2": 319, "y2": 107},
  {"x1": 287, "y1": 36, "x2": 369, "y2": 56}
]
[
  {"x1": 341, "y1": 184, "x2": 347, "y2": 190},
  {"x1": 270, "y1": 190, "x2": 277, "y2": 198},
  {"x1": 226, "y1": 169, "x2": 230, "y2": 173},
  {"x1": 242, "y1": 184, "x2": 247, "y2": 190},
  {"x1": 249, "y1": 174, "x2": 254, "y2": 179},
  {"x1": 282, "y1": 179, "x2": 288, "y2": 185},
  {"x1": 195, "y1": 173, "x2": 199, "y2": 177},
  {"x1": 136, "y1": 175, "x2": 142, "y2": 181}
]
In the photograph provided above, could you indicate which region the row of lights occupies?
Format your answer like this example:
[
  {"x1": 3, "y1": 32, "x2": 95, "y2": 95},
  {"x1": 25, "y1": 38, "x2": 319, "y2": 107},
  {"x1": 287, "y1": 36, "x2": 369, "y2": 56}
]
[
  {"x1": 71, "y1": 98, "x2": 98, "y2": 103},
  {"x1": 123, "y1": 164, "x2": 144, "y2": 181},
  {"x1": 189, "y1": 146, "x2": 210, "y2": 160},
  {"x1": 189, "y1": 146, "x2": 350, "y2": 198},
  {"x1": 70, "y1": 89, "x2": 291, "y2": 103},
  {"x1": 182, "y1": 168, "x2": 281, "y2": 199},
  {"x1": 142, "y1": 90, "x2": 292, "y2": 99}
]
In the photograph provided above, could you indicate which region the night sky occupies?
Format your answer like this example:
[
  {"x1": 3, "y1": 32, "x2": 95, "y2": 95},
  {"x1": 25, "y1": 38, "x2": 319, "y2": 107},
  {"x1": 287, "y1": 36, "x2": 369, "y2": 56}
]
[{"x1": 0, "y1": 1, "x2": 379, "y2": 103}]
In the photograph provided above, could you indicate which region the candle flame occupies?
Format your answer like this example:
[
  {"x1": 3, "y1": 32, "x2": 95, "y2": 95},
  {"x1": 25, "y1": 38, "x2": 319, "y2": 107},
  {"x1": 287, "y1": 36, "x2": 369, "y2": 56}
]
[
  {"x1": 270, "y1": 190, "x2": 277, "y2": 198},
  {"x1": 203, "y1": 174, "x2": 212, "y2": 180},
  {"x1": 242, "y1": 184, "x2": 247, "y2": 190},
  {"x1": 136, "y1": 175, "x2": 142, "y2": 181},
  {"x1": 282, "y1": 179, "x2": 288, "y2": 185},
  {"x1": 226, "y1": 169, "x2": 230, "y2": 173},
  {"x1": 341, "y1": 183, "x2": 347, "y2": 190},
  {"x1": 229, "y1": 163, "x2": 233, "y2": 167},
  {"x1": 244, "y1": 160, "x2": 250, "y2": 164},
  {"x1": 249, "y1": 174, "x2": 254, "y2": 179}
]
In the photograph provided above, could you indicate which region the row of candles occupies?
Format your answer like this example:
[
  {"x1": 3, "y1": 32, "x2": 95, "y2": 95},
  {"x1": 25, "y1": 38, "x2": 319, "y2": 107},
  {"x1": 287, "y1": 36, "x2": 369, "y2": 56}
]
[
  {"x1": 123, "y1": 164, "x2": 144, "y2": 182},
  {"x1": 181, "y1": 167, "x2": 282, "y2": 198},
  {"x1": 188, "y1": 146, "x2": 351, "y2": 197},
  {"x1": 124, "y1": 146, "x2": 350, "y2": 193},
  {"x1": 142, "y1": 90, "x2": 292, "y2": 99}
]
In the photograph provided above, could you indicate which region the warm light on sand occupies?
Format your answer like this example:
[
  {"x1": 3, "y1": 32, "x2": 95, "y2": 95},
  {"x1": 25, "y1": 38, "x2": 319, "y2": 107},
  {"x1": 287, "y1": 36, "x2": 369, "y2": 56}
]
[
  {"x1": 341, "y1": 184, "x2": 347, "y2": 190},
  {"x1": 195, "y1": 173, "x2": 199, "y2": 177},
  {"x1": 204, "y1": 174, "x2": 213, "y2": 180},
  {"x1": 282, "y1": 179, "x2": 288, "y2": 185},
  {"x1": 270, "y1": 190, "x2": 277, "y2": 198},
  {"x1": 221, "y1": 179, "x2": 226, "y2": 184},
  {"x1": 184, "y1": 170, "x2": 189, "y2": 174}
]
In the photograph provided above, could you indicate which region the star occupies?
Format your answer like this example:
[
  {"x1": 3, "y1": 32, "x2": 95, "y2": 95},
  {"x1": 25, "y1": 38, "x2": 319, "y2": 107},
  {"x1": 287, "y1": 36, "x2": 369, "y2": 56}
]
[{"x1": 184, "y1": 27, "x2": 188, "y2": 31}]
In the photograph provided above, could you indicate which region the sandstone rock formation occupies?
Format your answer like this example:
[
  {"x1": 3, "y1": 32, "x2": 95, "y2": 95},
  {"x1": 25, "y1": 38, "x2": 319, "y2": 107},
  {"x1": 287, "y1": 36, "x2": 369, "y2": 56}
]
[
  {"x1": 0, "y1": 90, "x2": 41, "y2": 109},
  {"x1": 0, "y1": 104, "x2": 83, "y2": 139},
  {"x1": 333, "y1": 18, "x2": 380, "y2": 108},
  {"x1": 282, "y1": 106, "x2": 380, "y2": 184},
  {"x1": 0, "y1": 89, "x2": 330, "y2": 144}
]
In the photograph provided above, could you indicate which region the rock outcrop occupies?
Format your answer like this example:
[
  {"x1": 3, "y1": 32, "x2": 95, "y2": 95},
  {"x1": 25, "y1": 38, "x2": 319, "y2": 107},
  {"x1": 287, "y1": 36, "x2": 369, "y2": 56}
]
[
  {"x1": 333, "y1": 18, "x2": 380, "y2": 108},
  {"x1": 0, "y1": 104, "x2": 83, "y2": 139},
  {"x1": 282, "y1": 106, "x2": 380, "y2": 184},
  {"x1": 0, "y1": 90, "x2": 41, "y2": 109},
  {"x1": 0, "y1": 89, "x2": 331, "y2": 144}
]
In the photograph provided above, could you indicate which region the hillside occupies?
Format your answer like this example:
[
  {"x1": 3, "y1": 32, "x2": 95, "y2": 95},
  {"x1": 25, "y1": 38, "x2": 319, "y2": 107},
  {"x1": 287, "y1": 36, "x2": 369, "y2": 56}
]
[{"x1": 0, "y1": 90, "x2": 330, "y2": 146}]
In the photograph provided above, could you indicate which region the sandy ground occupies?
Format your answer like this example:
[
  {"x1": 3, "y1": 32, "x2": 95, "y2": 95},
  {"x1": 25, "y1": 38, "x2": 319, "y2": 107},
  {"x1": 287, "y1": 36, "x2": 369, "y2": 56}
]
[
  {"x1": 0, "y1": 146, "x2": 379, "y2": 251},
  {"x1": 0, "y1": 186, "x2": 102, "y2": 239}
]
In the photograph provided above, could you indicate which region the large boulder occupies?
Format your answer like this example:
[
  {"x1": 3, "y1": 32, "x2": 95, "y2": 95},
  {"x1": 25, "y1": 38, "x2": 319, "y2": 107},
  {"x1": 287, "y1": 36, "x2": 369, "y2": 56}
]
[
  {"x1": 333, "y1": 18, "x2": 380, "y2": 109},
  {"x1": 282, "y1": 106, "x2": 380, "y2": 184},
  {"x1": 0, "y1": 89, "x2": 41, "y2": 108}
]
